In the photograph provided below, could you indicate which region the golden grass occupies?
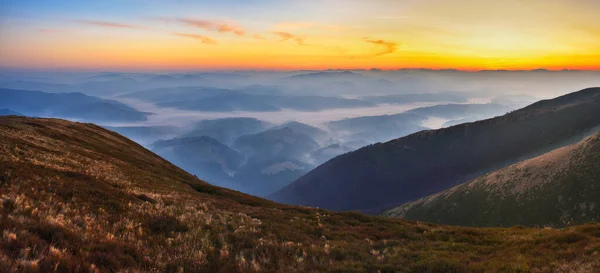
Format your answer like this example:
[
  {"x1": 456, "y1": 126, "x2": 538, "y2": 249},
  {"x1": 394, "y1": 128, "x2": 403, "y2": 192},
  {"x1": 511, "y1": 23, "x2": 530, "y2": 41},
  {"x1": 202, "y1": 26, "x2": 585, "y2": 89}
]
[{"x1": 1, "y1": 116, "x2": 600, "y2": 272}]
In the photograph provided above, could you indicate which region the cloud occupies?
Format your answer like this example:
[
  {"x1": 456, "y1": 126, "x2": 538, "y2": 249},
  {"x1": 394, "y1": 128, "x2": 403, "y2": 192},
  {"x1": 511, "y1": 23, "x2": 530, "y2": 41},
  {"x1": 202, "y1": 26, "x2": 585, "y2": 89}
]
[
  {"x1": 274, "y1": 21, "x2": 358, "y2": 32},
  {"x1": 253, "y1": 33, "x2": 266, "y2": 40},
  {"x1": 173, "y1": 18, "x2": 245, "y2": 36},
  {"x1": 275, "y1": 22, "x2": 314, "y2": 30},
  {"x1": 364, "y1": 39, "x2": 399, "y2": 56},
  {"x1": 39, "y1": 29, "x2": 66, "y2": 33},
  {"x1": 174, "y1": 33, "x2": 217, "y2": 44},
  {"x1": 74, "y1": 20, "x2": 138, "y2": 29},
  {"x1": 273, "y1": 31, "x2": 304, "y2": 45},
  {"x1": 375, "y1": 16, "x2": 409, "y2": 19}
]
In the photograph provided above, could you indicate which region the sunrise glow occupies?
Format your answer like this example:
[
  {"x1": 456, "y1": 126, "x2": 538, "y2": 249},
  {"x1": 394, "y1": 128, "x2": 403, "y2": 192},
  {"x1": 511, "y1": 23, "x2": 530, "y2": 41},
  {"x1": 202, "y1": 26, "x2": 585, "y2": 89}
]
[{"x1": 1, "y1": 0, "x2": 599, "y2": 71}]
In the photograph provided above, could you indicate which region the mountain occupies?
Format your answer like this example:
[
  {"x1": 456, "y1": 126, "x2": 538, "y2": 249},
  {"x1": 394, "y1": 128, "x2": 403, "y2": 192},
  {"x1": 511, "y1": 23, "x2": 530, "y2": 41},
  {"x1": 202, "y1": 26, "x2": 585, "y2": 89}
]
[
  {"x1": 270, "y1": 121, "x2": 329, "y2": 144},
  {"x1": 147, "y1": 74, "x2": 179, "y2": 83},
  {"x1": 183, "y1": 117, "x2": 271, "y2": 145},
  {"x1": 156, "y1": 93, "x2": 373, "y2": 112},
  {"x1": 151, "y1": 136, "x2": 245, "y2": 189},
  {"x1": 271, "y1": 87, "x2": 600, "y2": 213},
  {"x1": 284, "y1": 71, "x2": 368, "y2": 81},
  {"x1": 2, "y1": 116, "x2": 600, "y2": 272},
  {"x1": 233, "y1": 157, "x2": 312, "y2": 197},
  {"x1": 0, "y1": 88, "x2": 148, "y2": 123},
  {"x1": 360, "y1": 92, "x2": 468, "y2": 105},
  {"x1": 104, "y1": 125, "x2": 181, "y2": 146},
  {"x1": 121, "y1": 86, "x2": 373, "y2": 112},
  {"x1": 310, "y1": 143, "x2": 354, "y2": 165},
  {"x1": 159, "y1": 93, "x2": 281, "y2": 112},
  {"x1": 405, "y1": 103, "x2": 513, "y2": 120},
  {"x1": 383, "y1": 130, "x2": 600, "y2": 228},
  {"x1": 443, "y1": 117, "x2": 478, "y2": 127},
  {"x1": 119, "y1": 86, "x2": 237, "y2": 103},
  {"x1": 327, "y1": 112, "x2": 428, "y2": 144},
  {"x1": 233, "y1": 127, "x2": 320, "y2": 161},
  {"x1": 0, "y1": 109, "x2": 23, "y2": 116},
  {"x1": 1, "y1": 78, "x2": 143, "y2": 96}
]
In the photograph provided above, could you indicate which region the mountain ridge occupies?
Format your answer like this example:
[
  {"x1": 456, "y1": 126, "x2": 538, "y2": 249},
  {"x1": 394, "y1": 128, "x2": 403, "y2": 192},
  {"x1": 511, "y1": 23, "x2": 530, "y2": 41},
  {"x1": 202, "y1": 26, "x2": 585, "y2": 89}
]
[
  {"x1": 270, "y1": 87, "x2": 600, "y2": 213},
  {"x1": 383, "y1": 130, "x2": 600, "y2": 227}
]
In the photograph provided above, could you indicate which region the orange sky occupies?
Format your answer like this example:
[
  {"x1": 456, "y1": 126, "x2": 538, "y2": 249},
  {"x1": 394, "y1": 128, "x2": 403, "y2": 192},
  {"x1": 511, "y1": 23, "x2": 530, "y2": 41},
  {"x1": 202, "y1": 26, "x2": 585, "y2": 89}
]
[{"x1": 1, "y1": 0, "x2": 599, "y2": 71}]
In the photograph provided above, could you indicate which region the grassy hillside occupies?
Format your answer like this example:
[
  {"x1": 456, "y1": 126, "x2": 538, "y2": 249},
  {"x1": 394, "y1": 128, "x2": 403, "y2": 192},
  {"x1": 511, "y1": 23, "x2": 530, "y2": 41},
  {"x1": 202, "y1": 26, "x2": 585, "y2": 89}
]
[
  {"x1": 271, "y1": 87, "x2": 600, "y2": 213},
  {"x1": 383, "y1": 130, "x2": 600, "y2": 228},
  {"x1": 2, "y1": 117, "x2": 600, "y2": 272}
]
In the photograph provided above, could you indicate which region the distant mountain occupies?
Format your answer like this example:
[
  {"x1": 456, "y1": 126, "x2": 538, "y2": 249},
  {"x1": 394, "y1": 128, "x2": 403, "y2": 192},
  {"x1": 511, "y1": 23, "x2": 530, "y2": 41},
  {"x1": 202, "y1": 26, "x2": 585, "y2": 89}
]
[
  {"x1": 271, "y1": 87, "x2": 600, "y2": 213},
  {"x1": 281, "y1": 71, "x2": 399, "y2": 96},
  {"x1": 121, "y1": 86, "x2": 373, "y2": 112},
  {"x1": 0, "y1": 78, "x2": 142, "y2": 96},
  {"x1": 310, "y1": 143, "x2": 354, "y2": 165},
  {"x1": 284, "y1": 71, "x2": 367, "y2": 80},
  {"x1": 360, "y1": 92, "x2": 468, "y2": 105},
  {"x1": 270, "y1": 95, "x2": 373, "y2": 111},
  {"x1": 327, "y1": 113, "x2": 428, "y2": 144},
  {"x1": 237, "y1": 84, "x2": 283, "y2": 95},
  {"x1": 405, "y1": 103, "x2": 513, "y2": 120},
  {"x1": 151, "y1": 136, "x2": 245, "y2": 188},
  {"x1": 233, "y1": 157, "x2": 312, "y2": 197},
  {"x1": 0, "y1": 109, "x2": 23, "y2": 116},
  {"x1": 105, "y1": 125, "x2": 182, "y2": 146},
  {"x1": 442, "y1": 117, "x2": 478, "y2": 127},
  {"x1": 0, "y1": 88, "x2": 148, "y2": 123},
  {"x1": 491, "y1": 94, "x2": 538, "y2": 105},
  {"x1": 119, "y1": 86, "x2": 236, "y2": 103},
  {"x1": 157, "y1": 93, "x2": 281, "y2": 112},
  {"x1": 156, "y1": 93, "x2": 373, "y2": 112},
  {"x1": 383, "y1": 130, "x2": 600, "y2": 228},
  {"x1": 233, "y1": 127, "x2": 320, "y2": 161},
  {"x1": 183, "y1": 117, "x2": 271, "y2": 145},
  {"x1": 0, "y1": 81, "x2": 71, "y2": 93},
  {"x1": 83, "y1": 72, "x2": 127, "y2": 81},
  {"x1": 147, "y1": 75, "x2": 179, "y2": 83},
  {"x1": 270, "y1": 121, "x2": 329, "y2": 144}
]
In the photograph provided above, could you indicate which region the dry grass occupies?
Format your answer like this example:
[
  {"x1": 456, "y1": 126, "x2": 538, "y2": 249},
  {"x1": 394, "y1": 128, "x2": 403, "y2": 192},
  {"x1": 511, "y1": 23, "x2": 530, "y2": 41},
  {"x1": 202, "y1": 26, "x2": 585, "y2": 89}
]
[{"x1": 1, "y1": 116, "x2": 600, "y2": 272}]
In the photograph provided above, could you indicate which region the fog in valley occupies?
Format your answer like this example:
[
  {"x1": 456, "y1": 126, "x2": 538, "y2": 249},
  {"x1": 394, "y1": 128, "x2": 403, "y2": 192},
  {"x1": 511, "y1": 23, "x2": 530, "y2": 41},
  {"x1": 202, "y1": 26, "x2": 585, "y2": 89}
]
[{"x1": 2, "y1": 69, "x2": 599, "y2": 197}]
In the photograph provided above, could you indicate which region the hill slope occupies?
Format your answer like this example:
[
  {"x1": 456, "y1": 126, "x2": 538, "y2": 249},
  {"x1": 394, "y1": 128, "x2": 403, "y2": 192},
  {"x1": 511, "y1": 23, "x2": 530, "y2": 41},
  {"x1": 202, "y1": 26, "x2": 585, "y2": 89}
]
[
  {"x1": 271, "y1": 87, "x2": 600, "y2": 213},
  {"x1": 3, "y1": 116, "x2": 600, "y2": 272},
  {"x1": 383, "y1": 130, "x2": 600, "y2": 227}
]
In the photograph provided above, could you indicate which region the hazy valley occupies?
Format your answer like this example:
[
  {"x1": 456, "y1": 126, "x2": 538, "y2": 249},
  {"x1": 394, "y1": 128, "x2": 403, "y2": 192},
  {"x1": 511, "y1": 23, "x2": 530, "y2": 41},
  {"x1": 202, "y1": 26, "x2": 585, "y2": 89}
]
[{"x1": 2, "y1": 70, "x2": 600, "y2": 272}]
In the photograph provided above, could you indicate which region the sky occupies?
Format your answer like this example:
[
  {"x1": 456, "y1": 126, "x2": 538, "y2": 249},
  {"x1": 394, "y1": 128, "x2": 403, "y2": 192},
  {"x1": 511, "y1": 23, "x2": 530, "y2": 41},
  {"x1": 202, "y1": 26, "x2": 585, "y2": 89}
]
[{"x1": 1, "y1": 0, "x2": 599, "y2": 71}]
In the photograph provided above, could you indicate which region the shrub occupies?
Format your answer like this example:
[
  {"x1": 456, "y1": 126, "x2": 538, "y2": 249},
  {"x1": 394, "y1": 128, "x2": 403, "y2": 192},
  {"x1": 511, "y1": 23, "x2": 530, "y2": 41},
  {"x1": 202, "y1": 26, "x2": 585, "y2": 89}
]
[
  {"x1": 409, "y1": 260, "x2": 469, "y2": 273},
  {"x1": 552, "y1": 232, "x2": 588, "y2": 244},
  {"x1": 136, "y1": 193, "x2": 156, "y2": 204},
  {"x1": 146, "y1": 215, "x2": 189, "y2": 235}
]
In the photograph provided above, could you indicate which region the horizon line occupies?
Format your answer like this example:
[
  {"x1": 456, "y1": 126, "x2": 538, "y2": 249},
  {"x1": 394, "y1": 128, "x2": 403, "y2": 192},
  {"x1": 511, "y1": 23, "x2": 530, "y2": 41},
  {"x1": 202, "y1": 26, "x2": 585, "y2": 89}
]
[{"x1": 1, "y1": 67, "x2": 599, "y2": 74}]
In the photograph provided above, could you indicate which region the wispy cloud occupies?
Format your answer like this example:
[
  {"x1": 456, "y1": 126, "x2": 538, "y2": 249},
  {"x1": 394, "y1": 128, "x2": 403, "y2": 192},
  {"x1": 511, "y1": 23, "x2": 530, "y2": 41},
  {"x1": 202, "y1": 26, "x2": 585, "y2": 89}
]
[
  {"x1": 274, "y1": 21, "x2": 359, "y2": 32},
  {"x1": 273, "y1": 31, "x2": 305, "y2": 45},
  {"x1": 174, "y1": 33, "x2": 217, "y2": 44},
  {"x1": 166, "y1": 18, "x2": 245, "y2": 36},
  {"x1": 364, "y1": 39, "x2": 399, "y2": 56},
  {"x1": 275, "y1": 21, "x2": 314, "y2": 30},
  {"x1": 74, "y1": 20, "x2": 138, "y2": 29},
  {"x1": 39, "y1": 29, "x2": 66, "y2": 33},
  {"x1": 253, "y1": 33, "x2": 266, "y2": 40},
  {"x1": 375, "y1": 16, "x2": 409, "y2": 19}
]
